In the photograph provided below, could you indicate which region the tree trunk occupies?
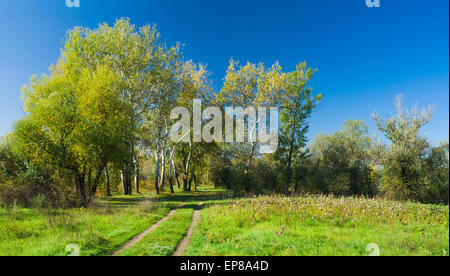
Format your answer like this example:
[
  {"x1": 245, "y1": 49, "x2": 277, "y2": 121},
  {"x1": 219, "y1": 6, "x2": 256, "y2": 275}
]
[
  {"x1": 182, "y1": 144, "x2": 187, "y2": 191},
  {"x1": 155, "y1": 153, "x2": 160, "y2": 195},
  {"x1": 134, "y1": 156, "x2": 140, "y2": 194},
  {"x1": 246, "y1": 143, "x2": 256, "y2": 174},
  {"x1": 188, "y1": 163, "x2": 196, "y2": 192},
  {"x1": 121, "y1": 171, "x2": 126, "y2": 195},
  {"x1": 285, "y1": 115, "x2": 297, "y2": 196},
  {"x1": 105, "y1": 164, "x2": 111, "y2": 197},
  {"x1": 245, "y1": 143, "x2": 256, "y2": 192},
  {"x1": 90, "y1": 163, "x2": 106, "y2": 201},
  {"x1": 154, "y1": 131, "x2": 161, "y2": 195},
  {"x1": 169, "y1": 160, "x2": 175, "y2": 194},
  {"x1": 168, "y1": 149, "x2": 175, "y2": 193},
  {"x1": 159, "y1": 149, "x2": 166, "y2": 191},
  {"x1": 173, "y1": 160, "x2": 181, "y2": 189},
  {"x1": 182, "y1": 143, "x2": 193, "y2": 192},
  {"x1": 127, "y1": 170, "x2": 132, "y2": 195},
  {"x1": 74, "y1": 174, "x2": 79, "y2": 196},
  {"x1": 88, "y1": 168, "x2": 92, "y2": 186},
  {"x1": 285, "y1": 157, "x2": 292, "y2": 196},
  {"x1": 122, "y1": 170, "x2": 131, "y2": 195},
  {"x1": 194, "y1": 172, "x2": 198, "y2": 191},
  {"x1": 188, "y1": 174, "x2": 193, "y2": 192},
  {"x1": 76, "y1": 172, "x2": 87, "y2": 207}
]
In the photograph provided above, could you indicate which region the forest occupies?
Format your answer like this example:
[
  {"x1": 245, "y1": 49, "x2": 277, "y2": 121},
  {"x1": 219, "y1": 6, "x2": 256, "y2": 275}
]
[{"x1": 0, "y1": 19, "x2": 448, "y2": 256}]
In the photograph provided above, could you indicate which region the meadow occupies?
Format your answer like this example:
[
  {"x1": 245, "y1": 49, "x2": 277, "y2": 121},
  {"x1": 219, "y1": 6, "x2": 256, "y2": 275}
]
[
  {"x1": 0, "y1": 188, "x2": 226, "y2": 256},
  {"x1": 0, "y1": 188, "x2": 448, "y2": 256},
  {"x1": 186, "y1": 194, "x2": 449, "y2": 256},
  {"x1": 0, "y1": 195, "x2": 174, "y2": 256}
]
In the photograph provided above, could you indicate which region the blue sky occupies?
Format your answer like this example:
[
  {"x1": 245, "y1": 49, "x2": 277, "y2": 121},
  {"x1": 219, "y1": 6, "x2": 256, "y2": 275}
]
[{"x1": 0, "y1": 0, "x2": 448, "y2": 144}]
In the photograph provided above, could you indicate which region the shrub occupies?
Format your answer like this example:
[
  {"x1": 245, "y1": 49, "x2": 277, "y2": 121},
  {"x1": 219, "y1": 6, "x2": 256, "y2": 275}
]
[{"x1": 0, "y1": 138, "x2": 63, "y2": 207}]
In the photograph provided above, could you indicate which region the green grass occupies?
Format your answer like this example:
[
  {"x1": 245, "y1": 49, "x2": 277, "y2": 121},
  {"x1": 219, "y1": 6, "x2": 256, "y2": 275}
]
[
  {"x1": 0, "y1": 187, "x2": 227, "y2": 256},
  {"x1": 186, "y1": 195, "x2": 449, "y2": 256},
  {"x1": 119, "y1": 188, "x2": 229, "y2": 256},
  {"x1": 2, "y1": 188, "x2": 447, "y2": 256},
  {"x1": 0, "y1": 195, "x2": 175, "y2": 256},
  {"x1": 120, "y1": 205, "x2": 196, "y2": 256}
]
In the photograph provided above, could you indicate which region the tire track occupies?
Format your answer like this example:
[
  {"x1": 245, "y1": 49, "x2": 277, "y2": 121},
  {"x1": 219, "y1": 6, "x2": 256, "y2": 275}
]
[
  {"x1": 173, "y1": 203, "x2": 204, "y2": 256},
  {"x1": 111, "y1": 203, "x2": 184, "y2": 256}
]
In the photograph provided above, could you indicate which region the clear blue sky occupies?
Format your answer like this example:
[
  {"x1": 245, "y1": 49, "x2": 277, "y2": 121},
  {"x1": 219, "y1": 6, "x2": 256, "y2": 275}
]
[{"x1": 0, "y1": 0, "x2": 448, "y2": 144}]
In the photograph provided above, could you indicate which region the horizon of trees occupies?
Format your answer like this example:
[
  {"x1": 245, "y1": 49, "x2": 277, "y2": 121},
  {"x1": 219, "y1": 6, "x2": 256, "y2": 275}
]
[{"x1": 0, "y1": 19, "x2": 448, "y2": 207}]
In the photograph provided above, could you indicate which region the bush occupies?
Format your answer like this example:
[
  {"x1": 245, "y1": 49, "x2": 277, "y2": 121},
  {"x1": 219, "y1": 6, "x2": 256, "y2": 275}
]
[
  {"x1": 0, "y1": 162, "x2": 62, "y2": 208},
  {"x1": 419, "y1": 143, "x2": 449, "y2": 205},
  {"x1": 0, "y1": 138, "x2": 63, "y2": 207}
]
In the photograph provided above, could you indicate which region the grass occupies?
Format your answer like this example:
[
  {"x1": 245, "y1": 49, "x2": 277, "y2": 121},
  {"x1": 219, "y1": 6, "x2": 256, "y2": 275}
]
[
  {"x1": 186, "y1": 195, "x2": 449, "y2": 256},
  {"x1": 0, "y1": 195, "x2": 175, "y2": 256},
  {"x1": 0, "y1": 187, "x2": 227, "y2": 256},
  {"x1": 118, "y1": 188, "x2": 230, "y2": 256},
  {"x1": 120, "y1": 205, "x2": 196, "y2": 256},
  {"x1": 1, "y1": 188, "x2": 448, "y2": 256}
]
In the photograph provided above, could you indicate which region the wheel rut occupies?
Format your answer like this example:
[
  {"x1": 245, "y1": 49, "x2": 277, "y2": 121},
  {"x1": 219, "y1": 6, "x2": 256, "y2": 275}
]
[
  {"x1": 111, "y1": 203, "x2": 184, "y2": 256},
  {"x1": 173, "y1": 202, "x2": 204, "y2": 256}
]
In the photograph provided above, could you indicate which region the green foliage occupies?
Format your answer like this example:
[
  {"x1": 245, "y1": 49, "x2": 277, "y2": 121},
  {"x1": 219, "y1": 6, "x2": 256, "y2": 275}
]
[
  {"x1": 212, "y1": 61, "x2": 321, "y2": 195},
  {"x1": 0, "y1": 135, "x2": 62, "y2": 207},
  {"x1": 210, "y1": 153, "x2": 279, "y2": 195},
  {"x1": 374, "y1": 95, "x2": 448, "y2": 204},
  {"x1": 6, "y1": 19, "x2": 187, "y2": 205},
  {"x1": 275, "y1": 63, "x2": 322, "y2": 195},
  {"x1": 420, "y1": 142, "x2": 449, "y2": 204},
  {"x1": 308, "y1": 120, "x2": 376, "y2": 196}
]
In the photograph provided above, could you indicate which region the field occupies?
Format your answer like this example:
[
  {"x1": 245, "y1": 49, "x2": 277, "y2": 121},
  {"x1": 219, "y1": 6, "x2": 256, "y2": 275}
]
[
  {"x1": 0, "y1": 188, "x2": 448, "y2": 256},
  {"x1": 0, "y1": 195, "x2": 172, "y2": 256},
  {"x1": 187, "y1": 195, "x2": 449, "y2": 256}
]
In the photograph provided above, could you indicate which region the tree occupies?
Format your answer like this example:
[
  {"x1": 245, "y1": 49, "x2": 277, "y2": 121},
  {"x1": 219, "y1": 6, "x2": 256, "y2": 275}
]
[
  {"x1": 174, "y1": 61, "x2": 212, "y2": 192},
  {"x1": 373, "y1": 94, "x2": 434, "y2": 201},
  {"x1": 217, "y1": 60, "x2": 283, "y2": 192},
  {"x1": 62, "y1": 18, "x2": 181, "y2": 195},
  {"x1": 17, "y1": 67, "x2": 86, "y2": 203},
  {"x1": 13, "y1": 18, "x2": 185, "y2": 204},
  {"x1": 275, "y1": 63, "x2": 322, "y2": 195},
  {"x1": 309, "y1": 120, "x2": 375, "y2": 196},
  {"x1": 421, "y1": 142, "x2": 449, "y2": 204},
  {"x1": 16, "y1": 63, "x2": 133, "y2": 206},
  {"x1": 76, "y1": 66, "x2": 133, "y2": 200}
]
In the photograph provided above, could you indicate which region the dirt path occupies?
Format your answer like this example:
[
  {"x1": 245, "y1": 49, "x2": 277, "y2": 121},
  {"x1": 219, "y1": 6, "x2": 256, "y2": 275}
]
[
  {"x1": 111, "y1": 203, "x2": 184, "y2": 256},
  {"x1": 173, "y1": 203, "x2": 204, "y2": 256}
]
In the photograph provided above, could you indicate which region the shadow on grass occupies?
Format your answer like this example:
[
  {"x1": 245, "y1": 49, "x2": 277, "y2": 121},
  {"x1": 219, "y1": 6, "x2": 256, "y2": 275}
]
[
  {"x1": 179, "y1": 203, "x2": 200, "y2": 210},
  {"x1": 97, "y1": 196, "x2": 147, "y2": 207},
  {"x1": 96, "y1": 188, "x2": 236, "y2": 209},
  {"x1": 154, "y1": 190, "x2": 232, "y2": 204}
]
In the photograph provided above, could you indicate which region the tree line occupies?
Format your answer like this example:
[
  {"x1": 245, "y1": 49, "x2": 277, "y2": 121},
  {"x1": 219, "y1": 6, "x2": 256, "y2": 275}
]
[
  {"x1": 211, "y1": 98, "x2": 449, "y2": 205},
  {"x1": 0, "y1": 19, "x2": 448, "y2": 207}
]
